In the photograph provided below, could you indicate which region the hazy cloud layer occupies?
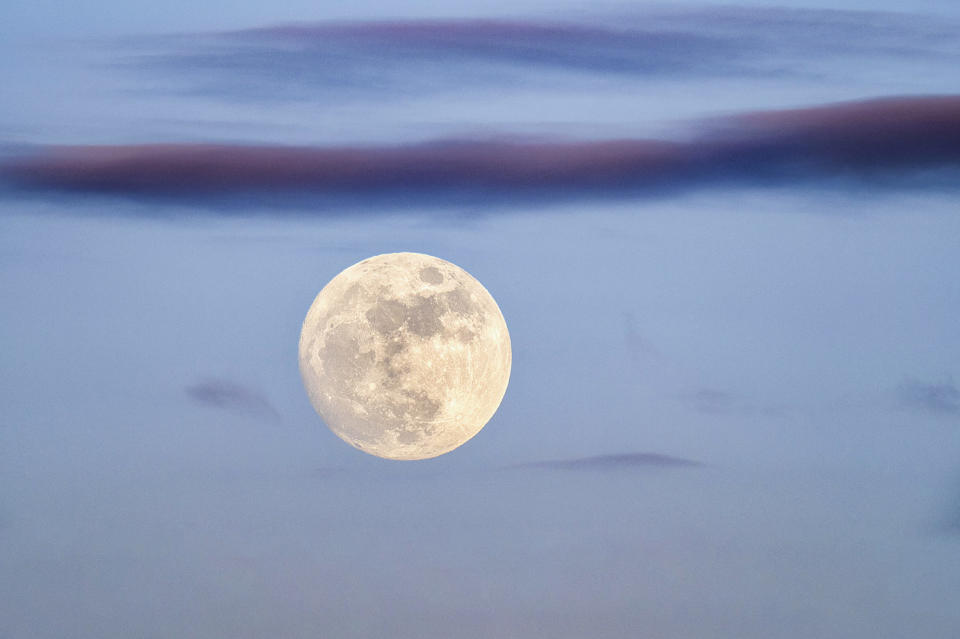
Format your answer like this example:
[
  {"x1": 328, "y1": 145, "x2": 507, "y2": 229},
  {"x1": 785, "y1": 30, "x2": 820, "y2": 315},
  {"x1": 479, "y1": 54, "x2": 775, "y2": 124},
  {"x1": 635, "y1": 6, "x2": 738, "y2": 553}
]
[
  {"x1": 185, "y1": 378, "x2": 280, "y2": 420},
  {"x1": 509, "y1": 452, "x2": 702, "y2": 471},
  {"x1": 126, "y1": 8, "x2": 960, "y2": 101},
  {"x1": 3, "y1": 95, "x2": 959, "y2": 208}
]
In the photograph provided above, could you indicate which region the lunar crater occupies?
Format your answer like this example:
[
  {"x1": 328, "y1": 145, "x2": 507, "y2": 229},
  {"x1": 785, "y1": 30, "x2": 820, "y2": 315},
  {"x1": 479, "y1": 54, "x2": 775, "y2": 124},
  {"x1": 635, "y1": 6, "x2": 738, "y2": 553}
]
[{"x1": 419, "y1": 266, "x2": 444, "y2": 284}]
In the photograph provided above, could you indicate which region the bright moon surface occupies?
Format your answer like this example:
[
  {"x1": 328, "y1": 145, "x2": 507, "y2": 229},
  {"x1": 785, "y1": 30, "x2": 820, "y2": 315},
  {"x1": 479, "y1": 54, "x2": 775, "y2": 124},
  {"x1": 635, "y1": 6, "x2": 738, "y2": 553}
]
[{"x1": 298, "y1": 252, "x2": 511, "y2": 460}]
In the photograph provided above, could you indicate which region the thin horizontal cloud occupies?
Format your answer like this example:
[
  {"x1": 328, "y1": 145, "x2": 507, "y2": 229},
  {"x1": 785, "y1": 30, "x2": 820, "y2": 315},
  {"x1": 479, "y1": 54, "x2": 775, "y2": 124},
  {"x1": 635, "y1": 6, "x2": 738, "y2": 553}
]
[
  {"x1": 507, "y1": 452, "x2": 703, "y2": 471},
  {"x1": 679, "y1": 388, "x2": 790, "y2": 417},
  {"x1": 2, "y1": 95, "x2": 959, "y2": 208},
  {"x1": 185, "y1": 378, "x2": 280, "y2": 421},
  {"x1": 126, "y1": 8, "x2": 960, "y2": 101}
]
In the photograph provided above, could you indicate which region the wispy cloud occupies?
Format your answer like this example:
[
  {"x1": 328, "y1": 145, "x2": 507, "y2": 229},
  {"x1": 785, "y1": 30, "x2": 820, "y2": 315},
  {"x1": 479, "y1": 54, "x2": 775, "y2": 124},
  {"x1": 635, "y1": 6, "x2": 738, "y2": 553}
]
[
  {"x1": 943, "y1": 488, "x2": 960, "y2": 535},
  {"x1": 3, "y1": 95, "x2": 958, "y2": 209},
  {"x1": 124, "y1": 18, "x2": 745, "y2": 102},
  {"x1": 680, "y1": 389, "x2": 745, "y2": 415},
  {"x1": 124, "y1": 8, "x2": 960, "y2": 102},
  {"x1": 507, "y1": 452, "x2": 702, "y2": 471},
  {"x1": 896, "y1": 379, "x2": 960, "y2": 415},
  {"x1": 679, "y1": 388, "x2": 791, "y2": 417},
  {"x1": 185, "y1": 378, "x2": 280, "y2": 421}
]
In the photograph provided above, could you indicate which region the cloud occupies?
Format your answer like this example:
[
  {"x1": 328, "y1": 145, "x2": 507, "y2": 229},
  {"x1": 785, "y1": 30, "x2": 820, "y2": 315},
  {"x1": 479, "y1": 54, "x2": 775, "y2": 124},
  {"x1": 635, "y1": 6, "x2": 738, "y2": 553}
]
[
  {"x1": 125, "y1": 9, "x2": 959, "y2": 101},
  {"x1": 508, "y1": 452, "x2": 702, "y2": 471},
  {"x1": 896, "y1": 380, "x2": 960, "y2": 415},
  {"x1": 3, "y1": 95, "x2": 958, "y2": 209},
  {"x1": 239, "y1": 18, "x2": 739, "y2": 73},
  {"x1": 125, "y1": 18, "x2": 742, "y2": 102},
  {"x1": 679, "y1": 388, "x2": 791, "y2": 417},
  {"x1": 185, "y1": 379, "x2": 280, "y2": 421},
  {"x1": 711, "y1": 95, "x2": 960, "y2": 170},
  {"x1": 943, "y1": 487, "x2": 960, "y2": 535},
  {"x1": 944, "y1": 505, "x2": 960, "y2": 535},
  {"x1": 680, "y1": 389, "x2": 743, "y2": 415},
  {"x1": 0, "y1": 138, "x2": 694, "y2": 198}
]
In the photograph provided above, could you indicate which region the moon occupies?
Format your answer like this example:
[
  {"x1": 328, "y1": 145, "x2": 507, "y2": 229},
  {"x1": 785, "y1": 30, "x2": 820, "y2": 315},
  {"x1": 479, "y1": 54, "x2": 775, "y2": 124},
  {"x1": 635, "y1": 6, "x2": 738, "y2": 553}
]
[{"x1": 298, "y1": 253, "x2": 511, "y2": 460}]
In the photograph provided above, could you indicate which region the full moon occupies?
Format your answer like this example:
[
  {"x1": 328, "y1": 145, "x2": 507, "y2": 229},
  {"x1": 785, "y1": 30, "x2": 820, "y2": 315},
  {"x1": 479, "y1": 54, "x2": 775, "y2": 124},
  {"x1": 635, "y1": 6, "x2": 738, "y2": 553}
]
[{"x1": 298, "y1": 253, "x2": 511, "y2": 460}]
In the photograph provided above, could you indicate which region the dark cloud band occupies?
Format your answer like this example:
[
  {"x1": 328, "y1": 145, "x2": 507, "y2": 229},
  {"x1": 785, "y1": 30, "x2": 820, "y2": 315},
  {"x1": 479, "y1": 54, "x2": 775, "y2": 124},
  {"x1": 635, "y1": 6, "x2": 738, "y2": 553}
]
[{"x1": 3, "y1": 95, "x2": 959, "y2": 207}]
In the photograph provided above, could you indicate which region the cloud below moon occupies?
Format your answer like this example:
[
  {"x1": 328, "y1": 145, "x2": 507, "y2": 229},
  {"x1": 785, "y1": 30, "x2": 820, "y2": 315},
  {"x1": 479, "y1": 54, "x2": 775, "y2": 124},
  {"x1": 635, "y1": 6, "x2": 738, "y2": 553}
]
[{"x1": 507, "y1": 452, "x2": 703, "y2": 471}]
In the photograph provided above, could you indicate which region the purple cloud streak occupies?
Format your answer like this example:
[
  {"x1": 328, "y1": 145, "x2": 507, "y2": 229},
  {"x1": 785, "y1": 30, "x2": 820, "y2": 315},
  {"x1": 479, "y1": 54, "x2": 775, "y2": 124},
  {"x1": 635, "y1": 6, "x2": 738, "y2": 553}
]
[{"x1": 3, "y1": 96, "x2": 959, "y2": 206}]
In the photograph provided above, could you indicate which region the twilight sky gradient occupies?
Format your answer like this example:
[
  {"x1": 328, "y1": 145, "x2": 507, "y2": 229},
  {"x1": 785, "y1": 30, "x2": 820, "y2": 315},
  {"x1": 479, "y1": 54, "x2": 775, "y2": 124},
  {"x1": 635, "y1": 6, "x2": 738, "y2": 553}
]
[{"x1": 1, "y1": 1, "x2": 959, "y2": 638}]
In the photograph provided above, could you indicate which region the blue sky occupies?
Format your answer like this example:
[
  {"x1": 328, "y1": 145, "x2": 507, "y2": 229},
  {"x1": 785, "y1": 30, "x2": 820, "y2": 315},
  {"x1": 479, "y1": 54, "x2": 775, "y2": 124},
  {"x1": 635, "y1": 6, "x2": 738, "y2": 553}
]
[{"x1": 1, "y1": 2, "x2": 959, "y2": 637}]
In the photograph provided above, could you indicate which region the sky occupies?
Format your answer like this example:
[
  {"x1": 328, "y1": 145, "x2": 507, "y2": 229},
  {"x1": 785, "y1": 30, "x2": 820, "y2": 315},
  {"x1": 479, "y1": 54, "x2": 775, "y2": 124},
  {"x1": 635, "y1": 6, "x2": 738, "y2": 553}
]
[{"x1": 1, "y1": 1, "x2": 959, "y2": 638}]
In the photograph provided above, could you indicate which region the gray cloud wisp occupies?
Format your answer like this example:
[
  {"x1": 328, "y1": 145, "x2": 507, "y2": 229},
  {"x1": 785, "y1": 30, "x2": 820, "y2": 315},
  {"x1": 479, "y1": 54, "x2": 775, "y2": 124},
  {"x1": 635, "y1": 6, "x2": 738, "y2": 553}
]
[
  {"x1": 896, "y1": 379, "x2": 960, "y2": 416},
  {"x1": 185, "y1": 378, "x2": 280, "y2": 421},
  {"x1": 506, "y1": 452, "x2": 703, "y2": 471}
]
